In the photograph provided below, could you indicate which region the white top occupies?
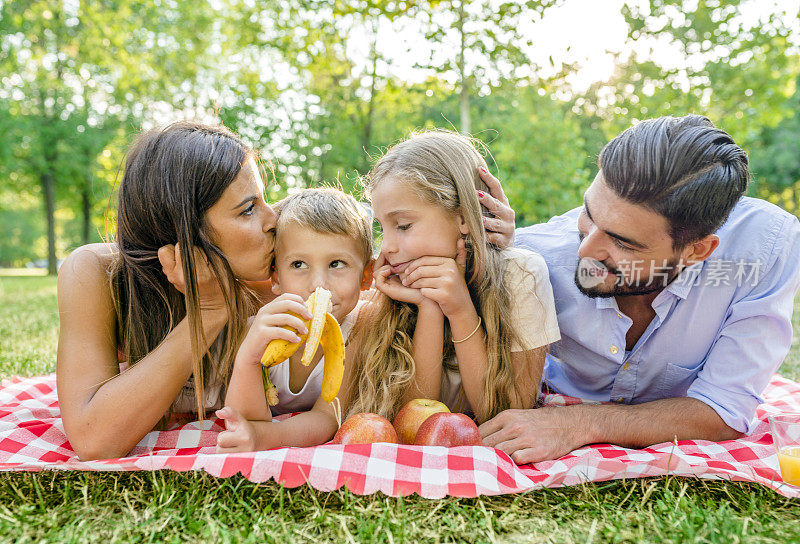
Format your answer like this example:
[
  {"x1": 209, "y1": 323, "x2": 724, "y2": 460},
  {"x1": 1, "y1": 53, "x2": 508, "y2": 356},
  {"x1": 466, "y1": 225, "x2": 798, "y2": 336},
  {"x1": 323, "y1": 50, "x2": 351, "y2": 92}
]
[
  {"x1": 439, "y1": 247, "x2": 561, "y2": 412},
  {"x1": 268, "y1": 301, "x2": 361, "y2": 416}
]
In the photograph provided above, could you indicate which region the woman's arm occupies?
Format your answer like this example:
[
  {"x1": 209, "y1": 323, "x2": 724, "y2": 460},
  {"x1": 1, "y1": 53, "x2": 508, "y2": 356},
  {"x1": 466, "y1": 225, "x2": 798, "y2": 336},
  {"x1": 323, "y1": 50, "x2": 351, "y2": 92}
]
[{"x1": 56, "y1": 245, "x2": 228, "y2": 460}]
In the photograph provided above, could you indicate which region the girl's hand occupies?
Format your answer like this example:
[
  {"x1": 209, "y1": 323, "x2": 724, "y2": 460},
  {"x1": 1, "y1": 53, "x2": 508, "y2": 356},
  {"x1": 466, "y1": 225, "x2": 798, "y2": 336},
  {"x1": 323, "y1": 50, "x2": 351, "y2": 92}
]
[
  {"x1": 215, "y1": 407, "x2": 260, "y2": 453},
  {"x1": 400, "y1": 241, "x2": 471, "y2": 319},
  {"x1": 235, "y1": 294, "x2": 313, "y2": 366},
  {"x1": 477, "y1": 167, "x2": 515, "y2": 248},
  {"x1": 158, "y1": 243, "x2": 227, "y2": 313},
  {"x1": 373, "y1": 253, "x2": 424, "y2": 305}
]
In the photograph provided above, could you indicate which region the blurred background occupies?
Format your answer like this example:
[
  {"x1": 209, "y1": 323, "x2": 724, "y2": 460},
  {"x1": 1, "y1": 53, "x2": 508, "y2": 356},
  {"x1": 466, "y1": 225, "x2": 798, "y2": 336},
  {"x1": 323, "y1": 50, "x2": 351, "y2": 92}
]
[{"x1": 1, "y1": 0, "x2": 798, "y2": 274}]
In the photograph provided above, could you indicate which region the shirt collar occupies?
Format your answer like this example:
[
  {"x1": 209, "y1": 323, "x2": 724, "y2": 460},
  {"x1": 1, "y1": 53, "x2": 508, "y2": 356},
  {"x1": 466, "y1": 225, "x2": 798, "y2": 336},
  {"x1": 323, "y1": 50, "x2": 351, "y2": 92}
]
[{"x1": 665, "y1": 261, "x2": 704, "y2": 300}]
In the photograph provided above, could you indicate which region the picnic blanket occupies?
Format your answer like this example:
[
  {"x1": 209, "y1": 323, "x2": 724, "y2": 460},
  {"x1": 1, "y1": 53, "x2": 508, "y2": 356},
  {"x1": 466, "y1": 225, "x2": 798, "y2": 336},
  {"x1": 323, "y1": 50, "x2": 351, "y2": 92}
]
[{"x1": 1, "y1": 373, "x2": 798, "y2": 499}]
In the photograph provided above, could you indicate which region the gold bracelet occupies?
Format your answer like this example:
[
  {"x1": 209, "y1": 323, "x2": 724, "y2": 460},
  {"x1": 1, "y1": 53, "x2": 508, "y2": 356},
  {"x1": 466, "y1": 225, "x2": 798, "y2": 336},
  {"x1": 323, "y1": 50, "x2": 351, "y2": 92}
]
[{"x1": 452, "y1": 316, "x2": 482, "y2": 344}]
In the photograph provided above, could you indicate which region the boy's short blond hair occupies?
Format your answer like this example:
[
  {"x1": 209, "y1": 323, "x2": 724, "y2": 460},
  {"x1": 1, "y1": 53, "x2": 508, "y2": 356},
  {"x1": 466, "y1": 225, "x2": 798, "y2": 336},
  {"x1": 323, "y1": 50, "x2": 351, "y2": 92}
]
[{"x1": 273, "y1": 187, "x2": 373, "y2": 264}]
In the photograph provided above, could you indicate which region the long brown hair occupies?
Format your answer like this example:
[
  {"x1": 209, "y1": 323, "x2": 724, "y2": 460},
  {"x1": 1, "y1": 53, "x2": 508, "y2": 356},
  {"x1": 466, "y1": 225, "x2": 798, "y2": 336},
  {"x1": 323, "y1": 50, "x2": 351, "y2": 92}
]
[
  {"x1": 109, "y1": 121, "x2": 259, "y2": 418},
  {"x1": 349, "y1": 130, "x2": 539, "y2": 423}
]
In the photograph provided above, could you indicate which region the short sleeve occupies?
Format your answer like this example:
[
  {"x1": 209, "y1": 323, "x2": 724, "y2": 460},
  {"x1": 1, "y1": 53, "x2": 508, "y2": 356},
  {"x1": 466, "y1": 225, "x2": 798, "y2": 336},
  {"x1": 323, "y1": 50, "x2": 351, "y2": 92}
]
[
  {"x1": 686, "y1": 214, "x2": 800, "y2": 434},
  {"x1": 503, "y1": 248, "x2": 561, "y2": 352}
]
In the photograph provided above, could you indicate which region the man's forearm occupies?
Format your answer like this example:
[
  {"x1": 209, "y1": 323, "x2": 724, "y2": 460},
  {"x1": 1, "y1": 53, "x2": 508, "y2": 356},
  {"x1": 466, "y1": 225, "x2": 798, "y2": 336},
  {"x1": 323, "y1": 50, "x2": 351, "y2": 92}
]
[
  {"x1": 574, "y1": 397, "x2": 742, "y2": 448},
  {"x1": 480, "y1": 394, "x2": 744, "y2": 464}
]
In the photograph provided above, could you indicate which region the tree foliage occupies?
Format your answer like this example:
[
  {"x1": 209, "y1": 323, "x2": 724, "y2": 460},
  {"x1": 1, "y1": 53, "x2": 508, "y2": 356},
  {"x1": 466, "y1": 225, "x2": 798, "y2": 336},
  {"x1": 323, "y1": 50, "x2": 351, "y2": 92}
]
[{"x1": 0, "y1": 0, "x2": 798, "y2": 268}]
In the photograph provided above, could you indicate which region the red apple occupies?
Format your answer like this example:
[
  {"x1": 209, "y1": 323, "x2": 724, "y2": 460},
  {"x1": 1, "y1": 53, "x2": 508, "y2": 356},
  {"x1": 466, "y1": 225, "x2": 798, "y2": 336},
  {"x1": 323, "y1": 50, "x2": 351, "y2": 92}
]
[
  {"x1": 413, "y1": 412, "x2": 482, "y2": 447},
  {"x1": 392, "y1": 398, "x2": 451, "y2": 444},
  {"x1": 331, "y1": 412, "x2": 399, "y2": 444}
]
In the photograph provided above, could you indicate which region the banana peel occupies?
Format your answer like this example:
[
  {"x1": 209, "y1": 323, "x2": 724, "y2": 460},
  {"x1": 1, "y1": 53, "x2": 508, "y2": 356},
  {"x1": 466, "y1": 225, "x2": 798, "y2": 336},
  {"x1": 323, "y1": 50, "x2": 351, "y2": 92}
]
[{"x1": 260, "y1": 287, "x2": 345, "y2": 406}]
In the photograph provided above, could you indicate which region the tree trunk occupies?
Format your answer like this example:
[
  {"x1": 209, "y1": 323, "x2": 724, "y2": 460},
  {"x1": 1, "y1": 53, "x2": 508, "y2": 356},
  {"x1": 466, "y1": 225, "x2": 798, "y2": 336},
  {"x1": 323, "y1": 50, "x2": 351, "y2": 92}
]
[
  {"x1": 82, "y1": 184, "x2": 92, "y2": 244},
  {"x1": 363, "y1": 21, "x2": 378, "y2": 168},
  {"x1": 42, "y1": 169, "x2": 57, "y2": 275},
  {"x1": 457, "y1": 1, "x2": 470, "y2": 134}
]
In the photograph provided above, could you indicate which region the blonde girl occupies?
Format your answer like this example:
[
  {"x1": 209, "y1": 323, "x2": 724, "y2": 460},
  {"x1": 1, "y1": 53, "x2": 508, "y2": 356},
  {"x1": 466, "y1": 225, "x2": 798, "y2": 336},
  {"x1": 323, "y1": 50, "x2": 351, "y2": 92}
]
[{"x1": 345, "y1": 131, "x2": 560, "y2": 425}]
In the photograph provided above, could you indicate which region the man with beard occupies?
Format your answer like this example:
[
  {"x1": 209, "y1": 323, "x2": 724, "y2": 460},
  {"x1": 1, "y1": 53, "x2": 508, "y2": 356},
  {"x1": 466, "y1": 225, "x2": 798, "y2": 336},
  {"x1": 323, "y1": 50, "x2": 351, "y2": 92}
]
[{"x1": 478, "y1": 115, "x2": 800, "y2": 464}]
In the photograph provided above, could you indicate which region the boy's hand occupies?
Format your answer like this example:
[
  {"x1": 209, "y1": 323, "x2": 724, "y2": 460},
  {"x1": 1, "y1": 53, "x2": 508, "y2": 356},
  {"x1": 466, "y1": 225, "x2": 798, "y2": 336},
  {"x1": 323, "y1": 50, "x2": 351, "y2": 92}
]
[
  {"x1": 235, "y1": 294, "x2": 313, "y2": 366},
  {"x1": 400, "y1": 239, "x2": 471, "y2": 318},
  {"x1": 373, "y1": 253, "x2": 425, "y2": 305},
  {"x1": 215, "y1": 407, "x2": 261, "y2": 453}
]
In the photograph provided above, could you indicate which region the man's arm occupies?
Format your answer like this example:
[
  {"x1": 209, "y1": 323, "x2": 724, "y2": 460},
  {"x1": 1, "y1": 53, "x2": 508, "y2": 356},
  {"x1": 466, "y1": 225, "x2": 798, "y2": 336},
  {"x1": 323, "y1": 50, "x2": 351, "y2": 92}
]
[
  {"x1": 482, "y1": 212, "x2": 800, "y2": 465},
  {"x1": 479, "y1": 397, "x2": 741, "y2": 464}
]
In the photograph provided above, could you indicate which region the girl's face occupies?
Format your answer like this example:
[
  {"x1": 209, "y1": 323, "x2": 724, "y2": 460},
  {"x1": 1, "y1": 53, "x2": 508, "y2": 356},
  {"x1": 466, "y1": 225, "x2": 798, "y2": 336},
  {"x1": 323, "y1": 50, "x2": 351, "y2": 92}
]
[
  {"x1": 271, "y1": 225, "x2": 371, "y2": 322},
  {"x1": 205, "y1": 157, "x2": 278, "y2": 281},
  {"x1": 371, "y1": 179, "x2": 468, "y2": 276}
]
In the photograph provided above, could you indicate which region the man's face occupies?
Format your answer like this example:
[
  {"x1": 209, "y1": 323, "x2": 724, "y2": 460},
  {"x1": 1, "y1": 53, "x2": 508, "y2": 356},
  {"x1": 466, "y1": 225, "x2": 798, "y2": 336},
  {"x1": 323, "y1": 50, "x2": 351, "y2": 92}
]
[{"x1": 574, "y1": 172, "x2": 684, "y2": 298}]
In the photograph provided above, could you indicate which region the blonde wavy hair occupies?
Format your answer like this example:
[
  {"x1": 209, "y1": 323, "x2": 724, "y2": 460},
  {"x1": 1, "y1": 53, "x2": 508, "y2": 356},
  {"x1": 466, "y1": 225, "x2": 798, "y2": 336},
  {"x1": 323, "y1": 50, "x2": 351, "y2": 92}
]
[{"x1": 349, "y1": 130, "x2": 539, "y2": 424}]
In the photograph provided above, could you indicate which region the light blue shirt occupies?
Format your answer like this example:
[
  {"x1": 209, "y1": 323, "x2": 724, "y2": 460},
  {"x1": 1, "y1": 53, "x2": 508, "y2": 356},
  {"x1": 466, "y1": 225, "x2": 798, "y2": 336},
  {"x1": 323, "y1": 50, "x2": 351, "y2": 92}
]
[{"x1": 515, "y1": 197, "x2": 800, "y2": 434}]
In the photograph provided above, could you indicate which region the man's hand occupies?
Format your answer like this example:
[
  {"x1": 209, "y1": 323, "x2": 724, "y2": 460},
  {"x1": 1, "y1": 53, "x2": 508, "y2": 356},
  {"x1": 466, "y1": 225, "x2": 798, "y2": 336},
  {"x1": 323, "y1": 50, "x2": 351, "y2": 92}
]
[
  {"x1": 480, "y1": 397, "x2": 741, "y2": 465},
  {"x1": 477, "y1": 167, "x2": 515, "y2": 248},
  {"x1": 215, "y1": 406, "x2": 260, "y2": 453},
  {"x1": 479, "y1": 407, "x2": 582, "y2": 465}
]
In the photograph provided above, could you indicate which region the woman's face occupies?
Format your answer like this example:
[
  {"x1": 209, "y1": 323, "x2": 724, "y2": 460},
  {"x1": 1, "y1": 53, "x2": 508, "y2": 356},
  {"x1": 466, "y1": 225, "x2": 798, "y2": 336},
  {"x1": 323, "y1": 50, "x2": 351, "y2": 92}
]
[{"x1": 204, "y1": 157, "x2": 277, "y2": 281}]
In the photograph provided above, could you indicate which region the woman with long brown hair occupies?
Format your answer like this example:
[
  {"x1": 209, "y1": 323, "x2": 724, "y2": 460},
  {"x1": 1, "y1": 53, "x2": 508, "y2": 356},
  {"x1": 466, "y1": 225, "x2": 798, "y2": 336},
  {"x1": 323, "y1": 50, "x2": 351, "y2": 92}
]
[{"x1": 56, "y1": 121, "x2": 282, "y2": 460}]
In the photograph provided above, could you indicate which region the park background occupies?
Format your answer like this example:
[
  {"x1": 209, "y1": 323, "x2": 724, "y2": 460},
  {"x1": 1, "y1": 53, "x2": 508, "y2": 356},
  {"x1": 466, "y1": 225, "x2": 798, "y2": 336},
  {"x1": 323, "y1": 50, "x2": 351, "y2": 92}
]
[
  {"x1": 1, "y1": 1, "x2": 800, "y2": 542},
  {"x1": 1, "y1": 0, "x2": 800, "y2": 273}
]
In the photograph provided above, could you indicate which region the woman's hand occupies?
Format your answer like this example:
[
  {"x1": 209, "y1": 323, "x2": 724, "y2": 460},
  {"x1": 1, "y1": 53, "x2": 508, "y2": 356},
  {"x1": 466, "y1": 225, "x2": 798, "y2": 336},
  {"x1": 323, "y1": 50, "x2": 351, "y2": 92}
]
[
  {"x1": 373, "y1": 253, "x2": 425, "y2": 305},
  {"x1": 215, "y1": 406, "x2": 260, "y2": 453},
  {"x1": 157, "y1": 243, "x2": 227, "y2": 313},
  {"x1": 477, "y1": 167, "x2": 515, "y2": 249},
  {"x1": 235, "y1": 294, "x2": 313, "y2": 366},
  {"x1": 400, "y1": 240, "x2": 471, "y2": 319}
]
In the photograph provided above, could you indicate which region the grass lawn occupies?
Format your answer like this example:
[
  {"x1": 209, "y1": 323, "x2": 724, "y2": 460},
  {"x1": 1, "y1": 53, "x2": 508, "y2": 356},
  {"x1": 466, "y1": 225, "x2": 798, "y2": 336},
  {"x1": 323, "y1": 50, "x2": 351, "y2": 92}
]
[{"x1": 1, "y1": 274, "x2": 799, "y2": 543}]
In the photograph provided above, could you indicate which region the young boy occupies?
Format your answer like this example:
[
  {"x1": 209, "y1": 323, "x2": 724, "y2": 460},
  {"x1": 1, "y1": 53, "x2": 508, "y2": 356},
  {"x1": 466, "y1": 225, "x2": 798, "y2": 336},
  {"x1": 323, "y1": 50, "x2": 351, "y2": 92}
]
[{"x1": 216, "y1": 187, "x2": 373, "y2": 452}]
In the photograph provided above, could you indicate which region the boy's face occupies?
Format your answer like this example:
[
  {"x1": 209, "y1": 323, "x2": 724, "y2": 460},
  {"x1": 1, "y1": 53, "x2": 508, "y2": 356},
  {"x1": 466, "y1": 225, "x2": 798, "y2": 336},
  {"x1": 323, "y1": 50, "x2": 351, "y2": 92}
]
[{"x1": 271, "y1": 224, "x2": 372, "y2": 322}]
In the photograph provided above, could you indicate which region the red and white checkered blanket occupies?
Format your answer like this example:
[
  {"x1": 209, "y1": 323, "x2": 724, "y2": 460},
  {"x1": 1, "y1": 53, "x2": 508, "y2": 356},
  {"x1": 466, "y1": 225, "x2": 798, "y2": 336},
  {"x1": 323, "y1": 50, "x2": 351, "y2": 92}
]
[{"x1": 1, "y1": 373, "x2": 798, "y2": 498}]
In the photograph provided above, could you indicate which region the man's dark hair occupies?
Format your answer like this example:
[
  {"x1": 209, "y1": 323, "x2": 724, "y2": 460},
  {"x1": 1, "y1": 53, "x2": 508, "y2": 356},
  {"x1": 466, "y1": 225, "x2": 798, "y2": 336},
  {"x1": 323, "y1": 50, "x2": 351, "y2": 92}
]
[{"x1": 598, "y1": 115, "x2": 749, "y2": 249}]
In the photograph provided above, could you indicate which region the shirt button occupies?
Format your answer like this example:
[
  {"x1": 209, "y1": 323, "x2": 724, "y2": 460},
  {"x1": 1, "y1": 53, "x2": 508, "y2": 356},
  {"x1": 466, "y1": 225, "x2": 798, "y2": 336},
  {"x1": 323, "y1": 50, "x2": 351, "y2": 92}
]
[
  {"x1": 622, "y1": 362, "x2": 630, "y2": 371},
  {"x1": 610, "y1": 345, "x2": 619, "y2": 355},
  {"x1": 616, "y1": 312, "x2": 624, "y2": 319},
  {"x1": 615, "y1": 397, "x2": 625, "y2": 403}
]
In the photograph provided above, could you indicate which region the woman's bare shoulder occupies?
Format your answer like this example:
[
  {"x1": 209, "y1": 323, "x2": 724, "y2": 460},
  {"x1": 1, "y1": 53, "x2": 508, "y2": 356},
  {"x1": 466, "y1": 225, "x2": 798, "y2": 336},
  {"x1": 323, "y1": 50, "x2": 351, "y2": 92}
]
[{"x1": 58, "y1": 243, "x2": 118, "y2": 293}]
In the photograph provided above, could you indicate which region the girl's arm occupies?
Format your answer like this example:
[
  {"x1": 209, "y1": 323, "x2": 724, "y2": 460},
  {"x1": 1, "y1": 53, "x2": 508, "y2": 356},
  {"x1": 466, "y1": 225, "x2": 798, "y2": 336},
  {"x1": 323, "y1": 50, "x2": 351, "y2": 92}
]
[
  {"x1": 447, "y1": 307, "x2": 489, "y2": 416},
  {"x1": 510, "y1": 346, "x2": 547, "y2": 409},
  {"x1": 401, "y1": 299, "x2": 445, "y2": 404},
  {"x1": 373, "y1": 258, "x2": 446, "y2": 404},
  {"x1": 57, "y1": 245, "x2": 229, "y2": 461}
]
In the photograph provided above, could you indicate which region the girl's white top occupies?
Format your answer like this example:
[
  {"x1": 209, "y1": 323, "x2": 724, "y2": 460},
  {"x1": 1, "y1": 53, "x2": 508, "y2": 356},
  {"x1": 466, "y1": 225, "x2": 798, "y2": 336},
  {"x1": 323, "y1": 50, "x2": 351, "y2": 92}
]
[{"x1": 439, "y1": 247, "x2": 561, "y2": 413}]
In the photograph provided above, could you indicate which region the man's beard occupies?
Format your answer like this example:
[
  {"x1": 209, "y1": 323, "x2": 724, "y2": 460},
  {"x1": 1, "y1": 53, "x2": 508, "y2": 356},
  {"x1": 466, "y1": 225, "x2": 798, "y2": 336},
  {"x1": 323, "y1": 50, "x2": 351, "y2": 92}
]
[{"x1": 573, "y1": 257, "x2": 682, "y2": 298}]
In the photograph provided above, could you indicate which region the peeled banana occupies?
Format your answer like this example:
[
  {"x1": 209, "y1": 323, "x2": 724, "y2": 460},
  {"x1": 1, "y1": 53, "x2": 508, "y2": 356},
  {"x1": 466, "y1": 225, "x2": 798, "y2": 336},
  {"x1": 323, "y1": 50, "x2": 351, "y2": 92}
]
[{"x1": 260, "y1": 287, "x2": 345, "y2": 405}]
